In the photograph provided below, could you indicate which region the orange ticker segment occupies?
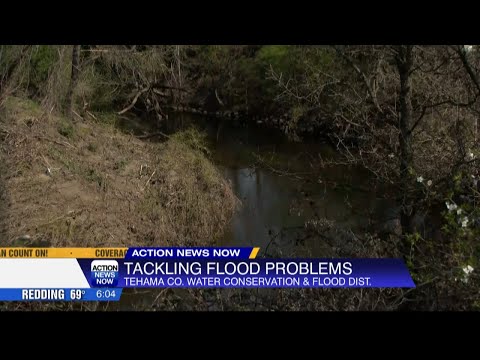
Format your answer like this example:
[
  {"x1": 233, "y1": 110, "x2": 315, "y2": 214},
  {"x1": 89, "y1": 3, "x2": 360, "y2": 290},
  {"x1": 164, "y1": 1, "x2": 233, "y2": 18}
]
[
  {"x1": 249, "y1": 247, "x2": 260, "y2": 259},
  {"x1": 0, "y1": 248, "x2": 128, "y2": 258}
]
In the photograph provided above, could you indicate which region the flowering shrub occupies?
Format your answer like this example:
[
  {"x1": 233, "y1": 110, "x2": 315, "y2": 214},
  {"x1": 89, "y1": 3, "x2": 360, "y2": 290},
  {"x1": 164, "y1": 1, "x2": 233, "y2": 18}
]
[{"x1": 401, "y1": 164, "x2": 480, "y2": 309}]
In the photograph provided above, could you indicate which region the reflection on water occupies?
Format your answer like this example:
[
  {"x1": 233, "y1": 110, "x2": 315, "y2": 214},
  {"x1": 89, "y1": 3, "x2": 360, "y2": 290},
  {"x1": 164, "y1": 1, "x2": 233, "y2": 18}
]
[
  {"x1": 219, "y1": 167, "x2": 301, "y2": 249},
  {"x1": 209, "y1": 119, "x2": 385, "y2": 257}
]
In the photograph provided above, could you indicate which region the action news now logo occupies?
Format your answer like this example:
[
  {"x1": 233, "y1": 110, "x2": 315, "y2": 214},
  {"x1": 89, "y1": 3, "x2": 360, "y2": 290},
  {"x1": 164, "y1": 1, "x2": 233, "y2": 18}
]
[{"x1": 91, "y1": 260, "x2": 119, "y2": 287}]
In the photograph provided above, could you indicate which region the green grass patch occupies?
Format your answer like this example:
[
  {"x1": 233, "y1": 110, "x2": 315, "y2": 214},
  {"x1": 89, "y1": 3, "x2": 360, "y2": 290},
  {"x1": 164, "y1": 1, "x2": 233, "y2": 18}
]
[
  {"x1": 57, "y1": 120, "x2": 75, "y2": 139},
  {"x1": 93, "y1": 112, "x2": 119, "y2": 127},
  {"x1": 171, "y1": 127, "x2": 211, "y2": 156},
  {"x1": 2, "y1": 96, "x2": 43, "y2": 120},
  {"x1": 113, "y1": 159, "x2": 128, "y2": 171},
  {"x1": 87, "y1": 143, "x2": 98, "y2": 152},
  {"x1": 48, "y1": 147, "x2": 79, "y2": 174},
  {"x1": 85, "y1": 168, "x2": 104, "y2": 187}
]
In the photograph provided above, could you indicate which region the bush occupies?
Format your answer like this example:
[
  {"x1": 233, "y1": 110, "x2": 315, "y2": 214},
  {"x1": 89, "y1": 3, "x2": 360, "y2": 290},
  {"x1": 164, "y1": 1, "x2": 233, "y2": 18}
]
[
  {"x1": 257, "y1": 45, "x2": 297, "y2": 76},
  {"x1": 74, "y1": 63, "x2": 121, "y2": 111},
  {"x1": 30, "y1": 46, "x2": 57, "y2": 92}
]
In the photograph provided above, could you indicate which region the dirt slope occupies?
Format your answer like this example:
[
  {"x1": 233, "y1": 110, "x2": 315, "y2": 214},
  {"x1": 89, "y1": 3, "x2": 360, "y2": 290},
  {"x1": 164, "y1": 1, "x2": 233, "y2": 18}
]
[{"x1": 0, "y1": 97, "x2": 237, "y2": 247}]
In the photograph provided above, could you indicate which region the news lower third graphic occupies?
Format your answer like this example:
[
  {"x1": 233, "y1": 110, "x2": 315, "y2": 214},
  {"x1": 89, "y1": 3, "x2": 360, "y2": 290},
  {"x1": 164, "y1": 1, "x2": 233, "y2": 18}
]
[
  {"x1": 0, "y1": 247, "x2": 415, "y2": 301},
  {"x1": 91, "y1": 260, "x2": 119, "y2": 287}
]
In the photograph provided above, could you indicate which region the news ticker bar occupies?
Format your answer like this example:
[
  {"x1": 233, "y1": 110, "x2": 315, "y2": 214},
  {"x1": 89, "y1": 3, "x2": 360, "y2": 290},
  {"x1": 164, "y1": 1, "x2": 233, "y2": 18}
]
[
  {"x1": 0, "y1": 247, "x2": 259, "y2": 259},
  {"x1": 0, "y1": 247, "x2": 416, "y2": 301},
  {"x1": 0, "y1": 248, "x2": 128, "y2": 258},
  {"x1": 0, "y1": 288, "x2": 122, "y2": 301}
]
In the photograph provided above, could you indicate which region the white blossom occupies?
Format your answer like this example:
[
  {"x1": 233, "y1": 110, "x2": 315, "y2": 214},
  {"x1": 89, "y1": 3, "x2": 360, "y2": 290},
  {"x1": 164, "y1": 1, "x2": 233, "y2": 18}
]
[
  {"x1": 417, "y1": 176, "x2": 424, "y2": 183},
  {"x1": 388, "y1": 153, "x2": 395, "y2": 159},
  {"x1": 460, "y1": 265, "x2": 474, "y2": 284},
  {"x1": 461, "y1": 217, "x2": 469, "y2": 228},
  {"x1": 446, "y1": 202, "x2": 458, "y2": 211},
  {"x1": 463, "y1": 265, "x2": 474, "y2": 275},
  {"x1": 427, "y1": 180, "x2": 432, "y2": 187},
  {"x1": 457, "y1": 208, "x2": 463, "y2": 215}
]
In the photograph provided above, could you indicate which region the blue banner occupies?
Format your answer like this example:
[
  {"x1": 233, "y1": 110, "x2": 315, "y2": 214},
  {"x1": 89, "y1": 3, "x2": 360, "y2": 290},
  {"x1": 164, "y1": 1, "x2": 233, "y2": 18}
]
[
  {"x1": 125, "y1": 247, "x2": 257, "y2": 259},
  {"x1": 0, "y1": 288, "x2": 122, "y2": 301},
  {"x1": 77, "y1": 258, "x2": 415, "y2": 288}
]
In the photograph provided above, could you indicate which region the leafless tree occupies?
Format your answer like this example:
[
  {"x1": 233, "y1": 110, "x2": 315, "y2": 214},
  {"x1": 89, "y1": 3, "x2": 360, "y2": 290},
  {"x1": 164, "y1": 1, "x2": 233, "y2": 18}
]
[
  {"x1": 65, "y1": 45, "x2": 81, "y2": 117},
  {"x1": 270, "y1": 45, "x2": 479, "y2": 235}
]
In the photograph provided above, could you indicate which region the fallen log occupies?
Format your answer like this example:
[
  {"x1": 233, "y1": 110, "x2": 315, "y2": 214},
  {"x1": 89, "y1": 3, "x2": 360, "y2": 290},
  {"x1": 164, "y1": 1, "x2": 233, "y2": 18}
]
[{"x1": 118, "y1": 87, "x2": 149, "y2": 115}]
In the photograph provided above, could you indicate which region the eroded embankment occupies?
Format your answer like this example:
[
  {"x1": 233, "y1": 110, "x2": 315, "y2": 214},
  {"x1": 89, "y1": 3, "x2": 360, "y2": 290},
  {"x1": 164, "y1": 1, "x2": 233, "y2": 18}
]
[{"x1": 0, "y1": 96, "x2": 237, "y2": 248}]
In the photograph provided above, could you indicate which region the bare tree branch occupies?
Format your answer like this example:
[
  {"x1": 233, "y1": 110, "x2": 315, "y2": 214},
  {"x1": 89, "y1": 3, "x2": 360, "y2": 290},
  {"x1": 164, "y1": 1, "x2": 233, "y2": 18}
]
[
  {"x1": 454, "y1": 45, "x2": 480, "y2": 95},
  {"x1": 333, "y1": 46, "x2": 384, "y2": 114}
]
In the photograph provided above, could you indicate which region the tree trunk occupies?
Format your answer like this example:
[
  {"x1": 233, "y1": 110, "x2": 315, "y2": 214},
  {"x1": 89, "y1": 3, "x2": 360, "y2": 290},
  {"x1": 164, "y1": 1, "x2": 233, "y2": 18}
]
[
  {"x1": 66, "y1": 45, "x2": 81, "y2": 117},
  {"x1": 395, "y1": 45, "x2": 414, "y2": 232}
]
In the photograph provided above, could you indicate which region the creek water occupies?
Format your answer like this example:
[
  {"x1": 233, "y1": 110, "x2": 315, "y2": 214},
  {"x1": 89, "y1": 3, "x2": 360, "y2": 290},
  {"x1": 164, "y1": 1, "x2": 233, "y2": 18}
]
[
  {"x1": 114, "y1": 113, "x2": 394, "y2": 309},
  {"x1": 216, "y1": 126, "x2": 388, "y2": 255},
  {"x1": 166, "y1": 113, "x2": 393, "y2": 255}
]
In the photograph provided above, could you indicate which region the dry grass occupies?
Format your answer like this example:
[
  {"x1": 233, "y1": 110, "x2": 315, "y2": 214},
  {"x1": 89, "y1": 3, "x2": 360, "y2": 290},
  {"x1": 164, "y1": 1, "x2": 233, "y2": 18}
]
[
  {"x1": 141, "y1": 139, "x2": 238, "y2": 245},
  {"x1": 0, "y1": 96, "x2": 237, "y2": 248}
]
